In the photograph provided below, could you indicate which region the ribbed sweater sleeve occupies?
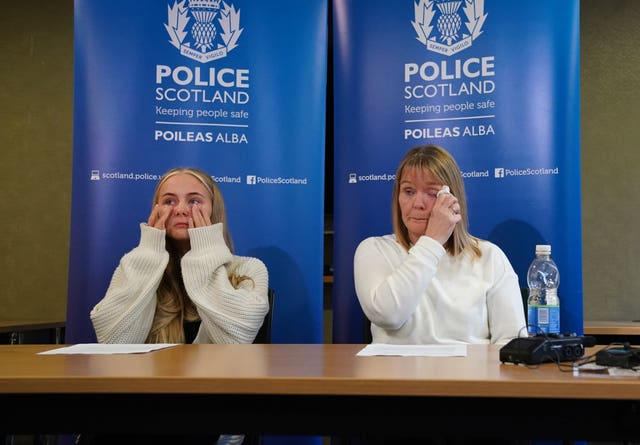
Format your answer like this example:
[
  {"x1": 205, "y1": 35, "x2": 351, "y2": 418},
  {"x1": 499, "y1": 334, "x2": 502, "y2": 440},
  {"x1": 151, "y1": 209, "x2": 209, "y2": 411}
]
[
  {"x1": 182, "y1": 223, "x2": 269, "y2": 344},
  {"x1": 90, "y1": 223, "x2": 169, "y2": 343}
]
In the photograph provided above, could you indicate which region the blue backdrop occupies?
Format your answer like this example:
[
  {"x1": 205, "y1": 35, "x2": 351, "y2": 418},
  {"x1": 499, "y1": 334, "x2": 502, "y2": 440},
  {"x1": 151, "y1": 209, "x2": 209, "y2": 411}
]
[
  {"x1": 332, "y1": 0, "x2": 582, "y2": 342},
  {"x1": 67, "y1": 0, "x2": 328, "y2": 348}
]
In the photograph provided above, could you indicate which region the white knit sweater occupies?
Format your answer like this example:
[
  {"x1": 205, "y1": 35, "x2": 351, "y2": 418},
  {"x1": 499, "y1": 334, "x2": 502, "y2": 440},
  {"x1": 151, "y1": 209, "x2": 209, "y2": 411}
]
[
  {"x1": 354, "y1": 234, "x2": 526, "y2": 345},
  {"x1": 90, "y1": 222, "x2": 269, "y2": 345}
]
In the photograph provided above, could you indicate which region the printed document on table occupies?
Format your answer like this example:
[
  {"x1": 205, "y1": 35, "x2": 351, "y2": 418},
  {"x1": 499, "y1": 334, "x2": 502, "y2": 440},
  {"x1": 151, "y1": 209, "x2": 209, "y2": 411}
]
[
  {"x1": 37, "y1": 343, "x2": 178, "y2": 355},
  {"x1": 357, "y1": 344, "x2": 467, "y2": 357}
]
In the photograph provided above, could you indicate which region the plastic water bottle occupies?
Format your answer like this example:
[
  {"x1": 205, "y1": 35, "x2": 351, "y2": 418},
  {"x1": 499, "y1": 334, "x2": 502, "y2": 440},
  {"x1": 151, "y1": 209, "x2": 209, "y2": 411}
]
[{"x1": 526, "y1": 244, "x2": 560, "y2": 335}]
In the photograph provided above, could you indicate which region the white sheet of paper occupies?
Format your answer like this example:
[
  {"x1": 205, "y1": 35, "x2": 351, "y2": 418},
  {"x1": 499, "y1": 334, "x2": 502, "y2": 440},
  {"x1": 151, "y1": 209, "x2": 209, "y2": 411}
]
[
  {"x1": 356, "y1": 343, "x2": 467, "y2": 357},
  {"x1": 37, "y1": 343, "x2": 178, "y2": 355}
]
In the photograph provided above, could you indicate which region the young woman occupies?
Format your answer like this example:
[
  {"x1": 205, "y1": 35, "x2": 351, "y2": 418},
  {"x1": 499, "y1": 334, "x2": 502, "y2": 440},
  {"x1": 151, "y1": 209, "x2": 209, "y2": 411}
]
[{"x1": 87, "y1": 167, "x2": 269, "y2": 444}]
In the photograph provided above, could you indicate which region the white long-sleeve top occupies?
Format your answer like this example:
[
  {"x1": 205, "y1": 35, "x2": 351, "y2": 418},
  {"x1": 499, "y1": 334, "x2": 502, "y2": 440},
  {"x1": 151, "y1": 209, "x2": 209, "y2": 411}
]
[
  {"x1": 354, "y1": 234, "x2": 526, "y2": 345},
  {"x1": 90, "y1": 222, "x2": 269, "y2": 345}
]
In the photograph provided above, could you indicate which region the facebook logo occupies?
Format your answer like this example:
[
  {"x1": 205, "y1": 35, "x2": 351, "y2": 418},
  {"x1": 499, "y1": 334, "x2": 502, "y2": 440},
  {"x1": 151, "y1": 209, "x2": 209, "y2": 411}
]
[
  {"x1": 246, "y1": 175, "x2": 256, "y2": 185},
  {"x1": 494, "y1": 168, "x2": 504, "y2": 178}
]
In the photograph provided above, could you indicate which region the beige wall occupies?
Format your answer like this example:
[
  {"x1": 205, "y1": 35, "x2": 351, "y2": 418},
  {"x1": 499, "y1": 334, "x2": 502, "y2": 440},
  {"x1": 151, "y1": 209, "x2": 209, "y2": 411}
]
[
  {"x1": 1, "y1": 1, "x2": 638, "y2": 325},
  {"x1": 0, "y1": 2, "x2": 73, "y2": 321},
  {"x1": 581, "y1": 0, "x2": 640, "y2": 321}
]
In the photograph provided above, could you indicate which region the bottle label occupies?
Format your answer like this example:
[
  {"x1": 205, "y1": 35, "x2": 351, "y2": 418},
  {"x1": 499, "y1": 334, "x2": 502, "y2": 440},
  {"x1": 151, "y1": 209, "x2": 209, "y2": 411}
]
[{"x1": 527, "y1": 304, "x2": 560, "y2": 335}]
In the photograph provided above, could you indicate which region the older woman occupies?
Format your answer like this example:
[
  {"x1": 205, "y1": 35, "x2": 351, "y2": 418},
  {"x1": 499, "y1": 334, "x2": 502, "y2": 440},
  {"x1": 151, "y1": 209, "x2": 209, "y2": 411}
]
[{"x1": 354, "y1": 145, "x2": 525, "y2": 345}]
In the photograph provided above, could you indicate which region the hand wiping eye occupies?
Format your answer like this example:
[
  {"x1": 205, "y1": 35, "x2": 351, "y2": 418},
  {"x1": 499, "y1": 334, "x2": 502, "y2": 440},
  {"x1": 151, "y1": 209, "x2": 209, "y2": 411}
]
[{"x1": 436, "y1": 185, "x2": 450, "y2": 197}]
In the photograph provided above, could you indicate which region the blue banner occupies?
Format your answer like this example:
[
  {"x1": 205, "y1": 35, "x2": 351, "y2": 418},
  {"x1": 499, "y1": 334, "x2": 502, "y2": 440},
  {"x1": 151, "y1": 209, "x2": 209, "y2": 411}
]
[
  {"x1": 332, "y1": 0, "x2": 582, "y2": 342},
  {"x1": 67, "y1": 0, "x2": 328, "y2": 346}
]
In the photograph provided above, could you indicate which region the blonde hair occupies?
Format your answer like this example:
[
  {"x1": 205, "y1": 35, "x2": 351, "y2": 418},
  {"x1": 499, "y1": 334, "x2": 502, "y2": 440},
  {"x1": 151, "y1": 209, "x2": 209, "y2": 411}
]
[
  {"x1": 146, "y1": 167, "x2": 252, "y2": 343},
  {"x1": 391, "y1": 145, "x2": 481, "y2": 258}
]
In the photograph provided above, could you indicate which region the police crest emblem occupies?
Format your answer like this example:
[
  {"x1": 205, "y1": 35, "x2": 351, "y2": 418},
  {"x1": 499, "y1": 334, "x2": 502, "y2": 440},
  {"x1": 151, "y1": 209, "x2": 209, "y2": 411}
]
[
  {"x1": 164, "y1": 0, "x2": 243, "y2": 63},
  {"x1": 412, "y1": 0, "x2": 487, "y2": 56}
]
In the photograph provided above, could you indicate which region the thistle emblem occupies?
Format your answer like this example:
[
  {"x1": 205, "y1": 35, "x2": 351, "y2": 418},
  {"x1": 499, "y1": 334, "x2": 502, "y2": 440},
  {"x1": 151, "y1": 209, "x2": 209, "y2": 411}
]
[
  {"x1": 436, "y1": 1, "x2": 462, "y2": 45},
  {"x1": 189, "y1": 0, "x2": 221, "y2": 52}
]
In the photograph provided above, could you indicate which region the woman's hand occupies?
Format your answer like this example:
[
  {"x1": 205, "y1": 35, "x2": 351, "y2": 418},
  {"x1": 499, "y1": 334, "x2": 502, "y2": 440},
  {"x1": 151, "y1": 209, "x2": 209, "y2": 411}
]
[
  {"x1": 147, "y1": 204, "x2": 171, "y2": 230},
  {"x1": 189, "y1": 202, "x2": 212, "y2": 228},
  {"x1": 424, "y1": 186, "x2": 462, "y2": 245}
]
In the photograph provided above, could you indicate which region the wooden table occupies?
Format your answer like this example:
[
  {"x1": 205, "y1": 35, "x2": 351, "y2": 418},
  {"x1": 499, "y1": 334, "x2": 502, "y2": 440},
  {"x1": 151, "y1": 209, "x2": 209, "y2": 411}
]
[
  {"x1": 584, "y1": 320, "x2": 640, "y2": 344},
  {"x1": 0, "y1": 343, "x2": 639, "y2": 442},
  {"x1": 0, "y1": 320, "x2": 65, "y2": 344}
]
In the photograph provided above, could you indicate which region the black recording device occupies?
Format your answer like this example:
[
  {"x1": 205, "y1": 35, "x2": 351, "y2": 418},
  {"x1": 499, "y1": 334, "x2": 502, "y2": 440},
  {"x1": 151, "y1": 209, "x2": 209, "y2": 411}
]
[
  {"x1": 595, "y1": 344, "x2": 640, "y2": 368},
  {"x1": 499, "y1": 333, "x2": 596, "y2": 365}
]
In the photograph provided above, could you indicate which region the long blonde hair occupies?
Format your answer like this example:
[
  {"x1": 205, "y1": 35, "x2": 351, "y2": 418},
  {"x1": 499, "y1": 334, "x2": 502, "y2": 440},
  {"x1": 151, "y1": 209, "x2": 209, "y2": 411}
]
[
  {"x1": 146, "y1": 167, "x2": 251, "y2": 343},
  {"x1": 391, "y1": 145, "x2": 481, "y2": 258}
]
